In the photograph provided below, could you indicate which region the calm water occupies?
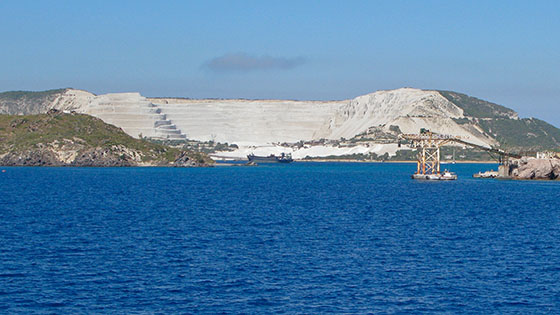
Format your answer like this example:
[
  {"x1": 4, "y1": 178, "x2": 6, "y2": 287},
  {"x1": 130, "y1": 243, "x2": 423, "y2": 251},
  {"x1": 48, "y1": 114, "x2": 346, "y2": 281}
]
[{"x1": 1, "y1": 163, "x2": 559, "y2": 313}]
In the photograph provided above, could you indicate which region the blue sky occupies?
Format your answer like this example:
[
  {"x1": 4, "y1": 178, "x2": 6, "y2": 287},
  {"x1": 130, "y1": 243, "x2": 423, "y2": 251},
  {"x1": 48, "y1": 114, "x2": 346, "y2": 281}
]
[{"x1": 1, "y1": 1, "x2": 559, "y2": 125}]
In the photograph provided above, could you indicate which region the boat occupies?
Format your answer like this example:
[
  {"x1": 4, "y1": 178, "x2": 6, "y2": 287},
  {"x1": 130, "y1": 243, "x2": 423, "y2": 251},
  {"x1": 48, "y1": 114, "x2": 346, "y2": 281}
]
[
  {"x1": 247, "y1": 153, "x2": 293, "y2": 163},
  {"x1": 473, "y1": 170, "x2": 498, "y2": 178},
  {"x1": 411, "y1": 170, "x2": 458, "y2": 180}
]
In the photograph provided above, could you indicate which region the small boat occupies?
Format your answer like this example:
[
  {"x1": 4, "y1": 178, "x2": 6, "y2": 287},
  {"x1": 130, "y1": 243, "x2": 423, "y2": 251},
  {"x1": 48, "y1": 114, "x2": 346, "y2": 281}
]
[
  {"x1": 247, "y1": 153, "x2": 293, "y2": 163},
  {"x1": 412, "y1": 170, "x2": 458, "y2": 180},
  {"x1": 473, "y1": 170, "x2": 498, "y2": 178}
]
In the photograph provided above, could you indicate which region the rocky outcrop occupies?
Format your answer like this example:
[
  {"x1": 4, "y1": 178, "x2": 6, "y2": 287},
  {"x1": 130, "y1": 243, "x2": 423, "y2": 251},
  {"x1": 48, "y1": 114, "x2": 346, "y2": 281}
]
[
  {"x1": 70, "y1": 147, "x2": 134, "y2": 167},
  {"x1": 0, "y1": 147, "x2": 209, "y2": 167},
  {"x1": 173, "y1": 151, "x2": 201, "y2": 167},
  {"x1": 511, "y1": 158, "x2": 560, "y2": 180},
  {"x1": 0, "y1": 150, "x2": 64, "y2": 166},
  {"x1": 0, "y1": 112, "x2": 213, "y2": 167}
]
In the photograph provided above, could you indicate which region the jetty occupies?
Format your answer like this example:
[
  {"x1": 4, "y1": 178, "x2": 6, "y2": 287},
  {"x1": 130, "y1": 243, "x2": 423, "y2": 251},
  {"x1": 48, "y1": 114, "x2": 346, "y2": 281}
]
[{"x1": 399, "y1": 129, "x2": 521, "y2": 180}]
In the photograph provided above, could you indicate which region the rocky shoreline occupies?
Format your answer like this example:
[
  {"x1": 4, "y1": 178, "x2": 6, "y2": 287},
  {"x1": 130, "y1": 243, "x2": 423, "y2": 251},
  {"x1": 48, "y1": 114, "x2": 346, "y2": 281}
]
[
  {"x1": 500, "y1": 158, "x2": 560, "y2": 180},
  {"x1": 0, "y1": 148, "x2": 210, "y2": 167},
  {"x1": 0, "y1": 111, "x2": 213, "y2": 167}
]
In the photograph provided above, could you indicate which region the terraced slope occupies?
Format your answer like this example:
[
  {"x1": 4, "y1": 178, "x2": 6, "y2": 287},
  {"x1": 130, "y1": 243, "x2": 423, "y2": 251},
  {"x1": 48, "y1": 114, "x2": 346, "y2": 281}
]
[
  {"x1": 2, "y1": 87, "x2": 559, "y2": 151},
  {"x1": 149, "y1": 88, "x2": 495, "y2": 147}
]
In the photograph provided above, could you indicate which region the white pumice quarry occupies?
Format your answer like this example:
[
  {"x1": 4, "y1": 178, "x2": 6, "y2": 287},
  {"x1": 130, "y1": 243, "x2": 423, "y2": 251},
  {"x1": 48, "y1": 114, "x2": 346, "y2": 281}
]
[{"x1": 11, "y1": 87, "x2": 500, "y2": 159}]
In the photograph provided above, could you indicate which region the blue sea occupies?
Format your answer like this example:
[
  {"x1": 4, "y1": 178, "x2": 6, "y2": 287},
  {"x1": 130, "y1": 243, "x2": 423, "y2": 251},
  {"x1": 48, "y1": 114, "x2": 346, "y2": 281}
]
[{"x1": 1, "y1": 163, "x2": 559, "y2": 313}]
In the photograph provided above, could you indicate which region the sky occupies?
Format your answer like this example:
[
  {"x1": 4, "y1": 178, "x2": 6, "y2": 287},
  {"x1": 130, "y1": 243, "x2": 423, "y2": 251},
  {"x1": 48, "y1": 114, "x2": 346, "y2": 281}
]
[{"x1": 1, "y1": 0, "x2": 559, "y2": 125}]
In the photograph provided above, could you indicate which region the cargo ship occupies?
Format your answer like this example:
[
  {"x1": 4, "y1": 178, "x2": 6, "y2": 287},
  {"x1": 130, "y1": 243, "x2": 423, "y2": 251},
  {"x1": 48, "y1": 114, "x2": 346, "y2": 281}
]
[{"x1": 247, "y1": 153, "x2": 293, "y2": 163}]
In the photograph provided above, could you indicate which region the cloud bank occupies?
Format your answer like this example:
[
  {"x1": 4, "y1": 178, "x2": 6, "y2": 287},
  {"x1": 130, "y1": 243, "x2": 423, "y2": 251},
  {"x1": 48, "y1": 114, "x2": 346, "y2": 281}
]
[{"x1": 204, "y1": 53, "x2": 306, "y2": 72}]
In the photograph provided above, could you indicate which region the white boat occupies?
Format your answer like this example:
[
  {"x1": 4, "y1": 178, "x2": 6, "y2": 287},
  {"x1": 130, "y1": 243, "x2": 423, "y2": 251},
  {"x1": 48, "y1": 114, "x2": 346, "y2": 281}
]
[
  {"x1": 412, "y1": 170, "x2": 458, "y2": 180},
  {"x1": 473, "y1": 170, "x2": 498, "y2": 178}
]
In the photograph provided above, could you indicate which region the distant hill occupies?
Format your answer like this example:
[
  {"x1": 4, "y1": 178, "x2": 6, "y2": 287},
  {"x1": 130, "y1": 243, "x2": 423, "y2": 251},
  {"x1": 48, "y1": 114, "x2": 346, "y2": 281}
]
[
  {"x1": 1, "y1": 87, "x2": 559, "y2": 153},
  {"x1": 0, "y1": 110, "x2": 212, "y2": 166},
  {"x1": 438, "y1": 91, "x2": 560, "y2": 151},
  {"x1": 0, "y1": 89, "x2": 69, "y2": 115}
]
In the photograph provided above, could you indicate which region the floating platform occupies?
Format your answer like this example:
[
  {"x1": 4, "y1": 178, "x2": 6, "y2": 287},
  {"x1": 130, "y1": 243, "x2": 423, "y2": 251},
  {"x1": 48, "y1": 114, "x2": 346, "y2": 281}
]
[
  {"x1": 473, "y1": 170, "x2": 498, "y2": 178},
  {"x1": 412, "y1": 171, "x2": 458, "y2": 180}
]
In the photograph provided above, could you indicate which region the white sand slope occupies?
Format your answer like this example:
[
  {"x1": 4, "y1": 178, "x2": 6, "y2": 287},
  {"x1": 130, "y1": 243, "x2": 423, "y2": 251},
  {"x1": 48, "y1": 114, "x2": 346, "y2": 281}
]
[
  {"x1": 49, "y1": 87, "x2": 497, "y2": 158},
  {"x1": 52, "y1": 90, "x2": 187, "y2": 140},
  {"x1": 327, "y1": 88, "x2": 464, "y2": 138},
  {"x1": 148, "y1": 88, "x2": 494, "y2": 147}
]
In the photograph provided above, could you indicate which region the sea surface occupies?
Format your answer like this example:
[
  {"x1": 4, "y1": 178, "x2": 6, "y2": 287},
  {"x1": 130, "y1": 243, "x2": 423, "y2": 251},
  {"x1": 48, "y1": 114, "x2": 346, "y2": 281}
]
[{"x1": 0, "y1": 163, "x2": 559, "y2": 313}]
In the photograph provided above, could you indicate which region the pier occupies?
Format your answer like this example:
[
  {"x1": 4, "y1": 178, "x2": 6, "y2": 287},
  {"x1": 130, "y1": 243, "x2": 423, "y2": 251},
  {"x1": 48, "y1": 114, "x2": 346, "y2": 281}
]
[{"x1": 399, "y1": 129, "x2": 521, "y2": 180}]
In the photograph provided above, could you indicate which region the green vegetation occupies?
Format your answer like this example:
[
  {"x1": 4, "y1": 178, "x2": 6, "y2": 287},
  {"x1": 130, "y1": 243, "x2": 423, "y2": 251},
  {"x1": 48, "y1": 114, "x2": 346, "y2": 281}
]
[
  {"x1": 477, "y1": 118, "x2": 560, "y2": 151},
  {"x1": 146, "y1": 138, "x2": 238, "y2": 153},
  {"x1": 0, "y1": 89, "x2": 70, "y2": 115},
  {"x1": 303, "y1": 147, "x2": 500, "y2": 162},
  {"x1": 0, "y1": 111, "x2": 213, "y2": 165},
  {"x1": 451, "y1": 118, "x2": 471, "y2": 125},
  {"x1": 441, "y1": 90, "x2": 560, "y2": 151},
  {"x1": 389, "y1": 149, "x2": 416, "y2": 161},
  {"x1": 439, "y1": 147, "x2": 501, "y2": 161},
  {"x1": 438, "y1": 90, "x2": 516, "y2": 119},
  {"x1": 0, "y1": 89, "x2": 68, "y2": 101}
]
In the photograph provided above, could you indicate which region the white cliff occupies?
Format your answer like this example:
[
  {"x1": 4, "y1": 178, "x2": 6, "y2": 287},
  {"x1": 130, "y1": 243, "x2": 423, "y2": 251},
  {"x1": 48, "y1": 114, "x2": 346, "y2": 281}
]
[
  {"x1": 49, "y1": 90, "x2": 187, "y2": 140},
  {"x1": 13, "y1": 87, "x2": 500, "y2": 157},
  {"x1": 148, "y1": 88, "x2": 495, "y2": 147}
]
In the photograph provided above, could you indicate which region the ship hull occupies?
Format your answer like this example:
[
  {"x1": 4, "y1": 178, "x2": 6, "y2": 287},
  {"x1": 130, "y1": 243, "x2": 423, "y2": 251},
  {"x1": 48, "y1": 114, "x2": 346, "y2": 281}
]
[
  {"x1": 412, "y1": 173, "x2": 458, "y2": 180},
  {"x1": 247, "y1": 155, "x2": 293, "y2": 163}
]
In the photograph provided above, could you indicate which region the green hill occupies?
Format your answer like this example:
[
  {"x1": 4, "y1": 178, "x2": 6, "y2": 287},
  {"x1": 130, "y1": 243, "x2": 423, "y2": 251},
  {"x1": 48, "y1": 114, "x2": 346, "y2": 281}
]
[
  {"x1": 0, "y1": 110, "x2": 213, "y2": 166},
  {"x1": 0, "y1": 89, "x2": 69, "y2": 115},
  {"x1": 439, "y1": 90, "x2": 560, "y2": 151}
]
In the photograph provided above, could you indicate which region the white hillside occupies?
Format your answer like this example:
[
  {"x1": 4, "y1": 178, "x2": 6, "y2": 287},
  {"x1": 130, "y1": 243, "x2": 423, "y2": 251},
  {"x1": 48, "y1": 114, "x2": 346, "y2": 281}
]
[
  {"x1": 151, "y1": 99, "x2": 344, "y2": 144},
  {"x1": 46, "y1": 88, "x2": 496, "y2": 149},
  {"x1": 50, "y1": 89, "x2": 95, "y2": 111},
  {"x1": 325, "y1": 88, "x2": 493, "y2": 147},
  {"x1": 327, "y1": 88, "x2": 463, "y2": 138},
  {"x1": 51, "y1": 90, "x2": 187, "y2": 139}
]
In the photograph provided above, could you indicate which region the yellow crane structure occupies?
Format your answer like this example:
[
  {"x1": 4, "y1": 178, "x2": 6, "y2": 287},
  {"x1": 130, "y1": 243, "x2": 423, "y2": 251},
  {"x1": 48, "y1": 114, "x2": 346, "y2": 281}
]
[{"x1": 398, "y1": 129, "x2": 521, "y2": 179}]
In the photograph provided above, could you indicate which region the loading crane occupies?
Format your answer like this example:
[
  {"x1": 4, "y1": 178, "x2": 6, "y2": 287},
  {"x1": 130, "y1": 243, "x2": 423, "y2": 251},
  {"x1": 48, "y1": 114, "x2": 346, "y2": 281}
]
[{"x1": 398, "y1": 129, "x2": 521, "y2": 179}]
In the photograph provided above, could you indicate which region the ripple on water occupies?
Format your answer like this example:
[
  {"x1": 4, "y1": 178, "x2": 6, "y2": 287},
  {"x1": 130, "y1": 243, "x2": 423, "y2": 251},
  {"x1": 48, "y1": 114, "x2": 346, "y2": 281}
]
[{"x1": 0, "y1": 164, "x2": 559, "y2": 313}]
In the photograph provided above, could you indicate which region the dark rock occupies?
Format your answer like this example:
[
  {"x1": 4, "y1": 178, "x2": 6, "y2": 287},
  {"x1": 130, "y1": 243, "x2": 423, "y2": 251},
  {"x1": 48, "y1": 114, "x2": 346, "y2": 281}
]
[
  {"x1": 0, "y1": 150, "x2": 63, "y2": 166},
  {"x1": 47, "y1": 108, "x2": 61, "y2": 116},
  {"x1": 70, "y1": 148, "x2": 134, "y2": 167},
  {"x1": 173, "y1": 151, "x2": 197, "y2": 167}
]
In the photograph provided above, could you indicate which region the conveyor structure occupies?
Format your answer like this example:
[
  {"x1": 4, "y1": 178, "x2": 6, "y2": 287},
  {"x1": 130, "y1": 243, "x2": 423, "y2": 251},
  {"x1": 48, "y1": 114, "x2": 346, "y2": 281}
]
[{"x1": 398, "y1": 130, "x2": 521, "y2": 177}]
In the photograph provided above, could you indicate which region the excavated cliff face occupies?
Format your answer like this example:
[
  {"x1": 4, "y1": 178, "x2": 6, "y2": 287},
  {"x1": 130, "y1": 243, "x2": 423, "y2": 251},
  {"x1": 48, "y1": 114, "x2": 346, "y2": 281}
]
[
  {"x1": 1, "y1": 88, "x2": 500, "y2": 147},
  {"x1": 14, "y1": 90, "x2": 190, "y2": 140},
  {"x1": 322, "y1": 88, "x2": 494, "y2": 147},
  {"x1": 145, "y1": 88, "x2": 496, "y2": 147},
  {"x1": 50, "y1": 89, "x2": 96, "y2": 112},
  {"x1": 326, "y1": 88, "x2": 463, "y2": 138},
  {"x1": 148, "y1": 98, "x2": 344, "y2": 144}
]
